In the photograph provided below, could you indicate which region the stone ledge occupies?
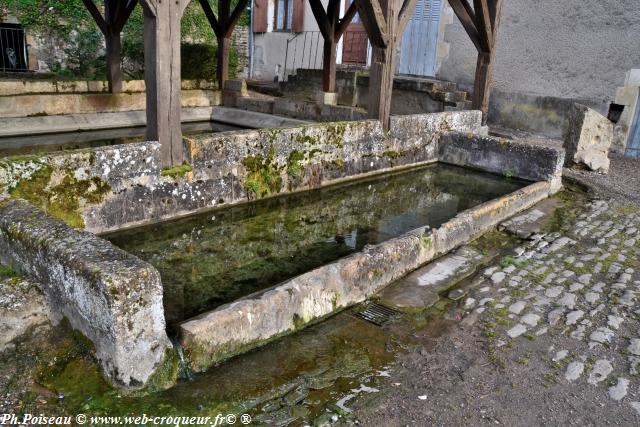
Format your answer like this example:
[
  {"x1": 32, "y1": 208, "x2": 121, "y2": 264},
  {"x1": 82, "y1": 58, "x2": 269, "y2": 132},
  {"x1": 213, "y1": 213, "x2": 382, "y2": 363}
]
[
  {"x1": 0, "y1": 79, "x2": 216, "y2": 96},
  {"x1": 438, "y1": 133, "x2": 565, "y2": 193},
  {"x1": 0, "y1": 199, "x2": 171, "y2": 389},
  {"x1": 0, "y1": 274, "x2": 52, "y2": 354}
]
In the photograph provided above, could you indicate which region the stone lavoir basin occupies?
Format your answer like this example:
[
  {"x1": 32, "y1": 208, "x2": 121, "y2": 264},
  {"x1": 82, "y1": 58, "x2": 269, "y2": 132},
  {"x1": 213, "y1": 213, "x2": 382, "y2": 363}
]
[
  {"x1": 107, "y1": 163, "x2": 529, "y2": 331},
  {"x1": 0, "y1": 111, "x2": 566, "y2": 389}
]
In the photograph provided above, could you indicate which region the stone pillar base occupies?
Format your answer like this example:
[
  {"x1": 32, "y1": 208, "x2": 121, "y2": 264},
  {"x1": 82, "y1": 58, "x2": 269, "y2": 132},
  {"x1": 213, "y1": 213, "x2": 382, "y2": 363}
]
[{"x1": 316, "y1": 91, "x2": 338, "y2": 106}]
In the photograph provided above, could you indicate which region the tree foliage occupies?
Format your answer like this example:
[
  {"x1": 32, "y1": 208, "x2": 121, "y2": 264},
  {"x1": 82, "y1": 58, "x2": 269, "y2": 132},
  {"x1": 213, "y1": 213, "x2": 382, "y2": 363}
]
[{"x1": 3, "y1": 0, "x2": 247, "y2": 80}]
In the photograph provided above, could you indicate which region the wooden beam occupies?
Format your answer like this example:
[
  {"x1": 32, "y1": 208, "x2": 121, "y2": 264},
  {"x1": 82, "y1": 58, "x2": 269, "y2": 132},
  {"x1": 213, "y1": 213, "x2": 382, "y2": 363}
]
[
  {"x1": 81, "y1": 0, "x2": 107, "y2": 34},
  {"x1": 473, "y1": 0, "x2": 492, "y2": 51},
  {"x1": 472, "y1": 51, "x2": 492, "y2": 121},
  {"x1": 335, "y1": 1, "x2": 357, "y2": 37},
  {"x1": 226, "y1": 0, "x2": 250, "y2": 37},
  {"x1": 115, "y1": 0, "x2": 138, "y2": 30},
  {"x1": 198, "y1": 0, "x2": 221, "y2": 36},
  {"x1": 398, "y1": 0, "x2": 418, "y2": 35},
  {"x1": 447, "y1": 0, "x2": 481, "y2": 52},
  {"x1": 471, "y1": 0, "x2": 504, "y2": 123},
  {"x1": 354, "y1": 0, "x2": 388, "y2": 48},
  {"x1": 308, "y1": 0, "x2": 333, "y2": 40},
  {"x1": 138, "y1": 0, "x2": 157, "y2": 16},
  {"x1": 488, "y1": 0, "x2": 501, "y2": 28}
]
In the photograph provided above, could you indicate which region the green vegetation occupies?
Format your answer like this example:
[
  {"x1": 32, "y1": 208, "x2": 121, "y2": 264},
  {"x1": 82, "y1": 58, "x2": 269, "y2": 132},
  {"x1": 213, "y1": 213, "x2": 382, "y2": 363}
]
[
  {"x1": 286, "y1": 150, "x2": 305, "y2": 178},
  {"x1": 242, "y1": 145, "x2": 282, "y2": 199},
  {"x1": 332, "y1": 159, "x2": 345, "y2": 168},
  {"x1": 0, "y1": 264, "x2": 17, "y2": 278},
  {"x1": 4, "y1": 0, "x2": 247, "y2": 80},
  {"x1": 160, "y1": 162, "x2": 193, "y2": 179},
  {"x1": 499, "y1": 256, "x2": 528, "y2": 269},
  {"x1": 503, "y1": 169, "x2": 514, "y2": 179},
  {"x1": 9, "y1": 165, "x2": 111, "y2": 229},
  {"x1": 382, "y1": 150, "x2": 401, "y2": 159}
]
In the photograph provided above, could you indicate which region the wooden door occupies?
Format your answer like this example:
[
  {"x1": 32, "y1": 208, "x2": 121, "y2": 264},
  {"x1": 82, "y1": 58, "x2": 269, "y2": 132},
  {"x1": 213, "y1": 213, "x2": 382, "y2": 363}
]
[
  {"x1": 341, "y1": 1, "x2": 368, "y2": 65},
  {"x1": 398, "y1": 0, "x2": 443, "y2": 77}
]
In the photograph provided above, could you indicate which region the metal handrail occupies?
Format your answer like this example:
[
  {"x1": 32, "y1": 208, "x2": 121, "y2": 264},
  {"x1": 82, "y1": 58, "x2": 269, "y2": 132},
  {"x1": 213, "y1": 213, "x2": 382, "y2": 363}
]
[{"x1": 282, "y1": 30, "x2": 324, "y2": 81}]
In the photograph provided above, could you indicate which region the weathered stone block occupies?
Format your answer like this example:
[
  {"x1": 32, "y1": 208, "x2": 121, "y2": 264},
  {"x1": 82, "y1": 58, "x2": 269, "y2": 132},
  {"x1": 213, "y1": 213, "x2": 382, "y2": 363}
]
[
  {"x1": 316, "y1": 91, "x2": 338, "y2": 106},
  {"x1": 564, "y1": 103, "x2": 613, "y2": 173},
  {"x1": 439, "y1": 133, "x2": 565, "y2": 193},
  {"x1": 224, "y1": 79, "x2": 248, "y2": 96},
  {"x1": 0, "y1": 199, "x2": 172, "y2": 389}
]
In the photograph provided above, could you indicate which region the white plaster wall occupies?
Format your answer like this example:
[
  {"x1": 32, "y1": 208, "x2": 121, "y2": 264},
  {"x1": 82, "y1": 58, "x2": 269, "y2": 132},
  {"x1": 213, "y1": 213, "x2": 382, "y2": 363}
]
[
  {"x1": 253, "y1": 0, "x2": 331, "y2": 81},
  {"x1": 438, "y1": 0, "x2": 640, "y2": 113}
]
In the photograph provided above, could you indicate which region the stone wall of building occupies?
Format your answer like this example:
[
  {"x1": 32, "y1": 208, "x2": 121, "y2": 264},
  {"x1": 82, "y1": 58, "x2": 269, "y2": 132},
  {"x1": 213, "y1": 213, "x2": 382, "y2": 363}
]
[
  {"x1": 232, "y1": 26, "x2": 250, "y2": 78},
  {"x1": 438, "y1": 0, "x2": 640, "y2": 136}
]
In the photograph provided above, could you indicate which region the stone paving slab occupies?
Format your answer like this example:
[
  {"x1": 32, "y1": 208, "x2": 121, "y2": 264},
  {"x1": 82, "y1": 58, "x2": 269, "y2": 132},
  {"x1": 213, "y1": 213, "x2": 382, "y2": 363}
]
[
  {"x1": 379, "y1": 246, "x2": 484, "y2": 311},
  {"x1": 498, "y1": 198, "x2": 560, "y2": 239}
]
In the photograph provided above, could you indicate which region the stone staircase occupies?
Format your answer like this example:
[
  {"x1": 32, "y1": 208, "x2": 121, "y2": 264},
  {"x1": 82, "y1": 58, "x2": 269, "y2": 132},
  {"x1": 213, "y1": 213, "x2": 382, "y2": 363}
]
[
  {"x1": 249, "y1": 68, "x2": 473, "y2": 112},
  {"x1": 391, "y1": 75, "x2": 472, "y2": 111}
]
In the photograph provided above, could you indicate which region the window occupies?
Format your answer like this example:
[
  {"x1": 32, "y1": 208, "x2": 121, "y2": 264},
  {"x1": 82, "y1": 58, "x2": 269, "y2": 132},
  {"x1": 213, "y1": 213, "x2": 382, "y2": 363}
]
[{"x1": 274, "y1": 0, "x2": 293, "y2": 31}]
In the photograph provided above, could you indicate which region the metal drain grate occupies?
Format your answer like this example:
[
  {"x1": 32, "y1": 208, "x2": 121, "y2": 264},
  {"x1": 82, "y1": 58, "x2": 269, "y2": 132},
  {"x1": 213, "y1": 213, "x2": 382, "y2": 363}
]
[{"x1": 353, "y1": 302, "x2": 399, "y2": 326}]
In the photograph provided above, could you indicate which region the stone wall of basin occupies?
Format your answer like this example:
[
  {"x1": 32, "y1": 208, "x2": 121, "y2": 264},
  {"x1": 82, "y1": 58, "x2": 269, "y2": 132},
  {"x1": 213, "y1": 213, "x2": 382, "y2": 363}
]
[
  {"x1": 0, "y1": 110, "x2": 566, "y2": 389},
  {"x1": 179, "y1": 181, "x2": 553, "y2": 372},
  {"x1": 0, "y1": 111, "x2": 484, "y2": 234},
  {"x1": 0, "y1": 199, "x2": 172, "y2": 390}
]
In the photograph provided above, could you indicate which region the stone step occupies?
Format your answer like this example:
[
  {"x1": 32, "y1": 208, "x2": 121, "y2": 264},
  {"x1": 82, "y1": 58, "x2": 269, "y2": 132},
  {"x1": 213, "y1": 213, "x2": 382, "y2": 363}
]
[{"x1": 444, "y1": 100, "x2": 473, "y2": 111}]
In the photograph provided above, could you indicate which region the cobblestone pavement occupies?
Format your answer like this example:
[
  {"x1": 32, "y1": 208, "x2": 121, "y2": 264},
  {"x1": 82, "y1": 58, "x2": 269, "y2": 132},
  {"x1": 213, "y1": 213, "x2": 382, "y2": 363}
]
[
  {"x1": 473, "y1": 199, "x2": 640, "y2": 403},
  {"x1": 353, "y1": 197, "x2": 640, "y2": 426}
]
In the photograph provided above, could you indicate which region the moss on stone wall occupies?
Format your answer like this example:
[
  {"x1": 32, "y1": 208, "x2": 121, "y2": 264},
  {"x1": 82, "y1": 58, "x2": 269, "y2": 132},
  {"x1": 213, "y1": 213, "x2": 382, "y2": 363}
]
[
  {"x1": 241, "y1": 145, "x2": 283, "y2": 199},
  {"x1": 286, "y1": 150, "x2": 305, "y2": 178},
  {"x1": 160, "y1": 163, "x2": 193, "y2": 179},
  {"x1": 8, "y1": 165, "x2": 111, "y2": 229}
]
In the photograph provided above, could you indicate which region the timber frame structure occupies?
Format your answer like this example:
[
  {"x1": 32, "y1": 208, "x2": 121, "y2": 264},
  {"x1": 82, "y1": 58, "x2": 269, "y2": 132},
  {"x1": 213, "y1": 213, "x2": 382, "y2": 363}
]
[
  {"x1": 78, "y1": 0, "x2": 250, "y2": 166},
  {"x1": 308, "y1": 0, "x2": 357, "y2": 94},
  {"x1": 81, "y1": 0, "x2": 138, "y2": 93},
  {"x1": 199, "y1": 0, "x2": 250, "y2": 90},
  {"x1": 448, "y1": 0, "x2": 504, "y2": 123},
  {"x1": 75, "y1": 0, "x2": 504, "y2": 166},
  {"x1": 354, "y1": 0, "x2": 418, "y2": 129}
]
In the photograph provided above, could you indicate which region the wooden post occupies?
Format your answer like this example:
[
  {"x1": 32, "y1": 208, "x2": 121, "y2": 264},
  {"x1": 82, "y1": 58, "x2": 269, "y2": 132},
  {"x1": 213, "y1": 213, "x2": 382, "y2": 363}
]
[
  {"x1": 322, "y1": 40, "x2": 338, "y2": 92},
  {"x1": 217, "y1": 36, "x2": 231, "y2": 90},
  {"x1": 447, "y1": 0, "x2": 504, "y2": 124},
  {"x1": 81, "y1": 0, "x2": 137, "y2": 93},
  {"x1": 355, "y1": 0, "x2": 416, "y2": 129},
  {"x1": 140, "y1": 0, "x2": 191, "y2": 166},
  {"x1": 199, "y1": 0, "x2": 249, "y2": 91},
  {"x1": 309, "y1": 0, "x2": 357, "y2": 94},
  {"x1": 105, "y1": 30, "x2": 123, "y2": 93}
]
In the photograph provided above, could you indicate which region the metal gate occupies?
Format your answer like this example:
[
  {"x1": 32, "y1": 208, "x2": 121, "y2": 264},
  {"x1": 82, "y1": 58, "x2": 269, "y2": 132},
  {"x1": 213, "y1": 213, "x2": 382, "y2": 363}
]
[
  {"x1": 626, "y1": 100, "x2": 640, "y2": 158},
  {"x1": 398, "y1": 0, "x2": 443, "y2": 77}
]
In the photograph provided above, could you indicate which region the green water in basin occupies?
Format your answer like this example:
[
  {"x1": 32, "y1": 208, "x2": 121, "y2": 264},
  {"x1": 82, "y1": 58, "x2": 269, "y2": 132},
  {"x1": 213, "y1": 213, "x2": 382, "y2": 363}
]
[{"x1": 107, "y1": 163, "x2": 529, "y2": 329}]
